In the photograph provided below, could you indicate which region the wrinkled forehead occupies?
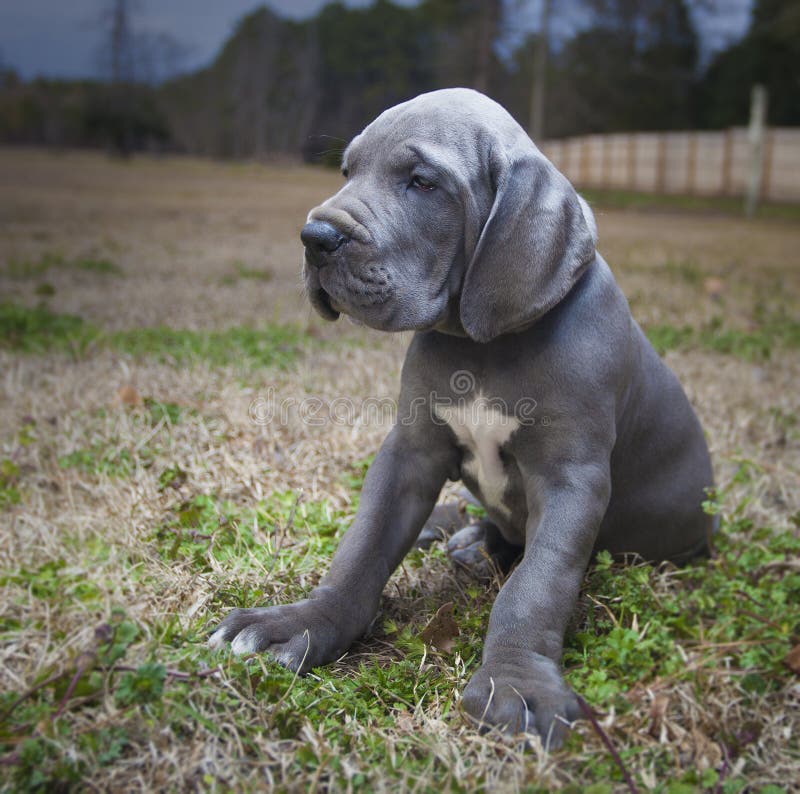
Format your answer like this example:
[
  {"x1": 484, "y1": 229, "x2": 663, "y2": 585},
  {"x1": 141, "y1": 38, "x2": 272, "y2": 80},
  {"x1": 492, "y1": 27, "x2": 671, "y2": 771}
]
[
  {"x1": 343, "y1": 129, "x2": 471, "y2": 178},
  {"x1": 342, "y1": 91, "x2": 523, "y2": 175},
  {"x1": 342, "y1": 114, "x2": 466, "y2": 174}
]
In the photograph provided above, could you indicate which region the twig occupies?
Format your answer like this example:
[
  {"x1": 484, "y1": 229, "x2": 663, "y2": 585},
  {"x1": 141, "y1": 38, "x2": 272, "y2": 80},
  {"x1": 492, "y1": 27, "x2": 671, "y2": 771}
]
[
  {"x1": 271, "y1": 629, "x2": 311, "y2": 712},
  {"x1": 109, "y1": 664, "x2": 223, "y2": 680},
  {"x1": 2, "y1": 624, "x2": 223, "y2": 731},
  {"x1": 586, "y1": 595, "x2": 620, "y2": 627},
  {"x1": 269, "y1": 492, "x2": 300, "y2": 571},
  {"x1": 162, "y1": 527, "x2": 213, "y2": 541},
  {"x1": 0, "y1": 624, "x2": 113, "y2": 769},
  {"x1": 735, "y1": 591, "x2": 793, "y2": 636},
  {"x1": 758, "y1": 559, "x2": 800, "y2": 574},
  {"x1": 713, "y1": 752, "x2": 729, "y2": 794},
  {"x1": 53, "y1": 650, "x2": 96, "y2": 719},
  {"x1": 0, "y1": 669, "x2": 66, "y2": 722},
  {"x1": 1, "y1": 625, "x2": 113, "y2": 722},
  {"x1": 577, "y1": 696, "x2": 639, "y2": 794}
]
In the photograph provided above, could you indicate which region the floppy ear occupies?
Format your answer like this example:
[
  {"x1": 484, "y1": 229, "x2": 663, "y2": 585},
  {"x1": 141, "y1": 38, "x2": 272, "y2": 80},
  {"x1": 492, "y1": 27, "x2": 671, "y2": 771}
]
[{"x1": 459, "y1": 145, "x2": 596, "y2": 343}]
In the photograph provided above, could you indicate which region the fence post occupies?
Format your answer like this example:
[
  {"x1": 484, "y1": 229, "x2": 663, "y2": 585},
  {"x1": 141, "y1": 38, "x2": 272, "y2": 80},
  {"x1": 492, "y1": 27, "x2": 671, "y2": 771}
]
[
  {"x1": 627, "y1": 134, "x2": 636, "y2": 190},
  {"x1": 603, "y1": 136, "x2": 613, "y2": 189},
  {"x1": 687, "y1": 132, "x2": 697, "y2": 195},
  {"x1": 580, "y1": 137, "x2": 589, "y2": 186},
  {"x1": 656, "y1": 133, "x2": 666, "y2": 193},
  {"x1": 745, "y1": 84, "x2": 768, "y2": 217},
  {"x1": 721, "y1": 128, "x2": 733, "y2": 196},
  {"x1": 762, "y1": 129, "x2": 775, "y2": 202}
]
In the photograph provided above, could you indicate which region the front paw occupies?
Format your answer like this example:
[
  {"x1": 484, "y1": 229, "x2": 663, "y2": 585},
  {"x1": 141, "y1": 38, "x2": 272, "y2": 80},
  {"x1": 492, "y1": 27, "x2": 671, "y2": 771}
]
[
  {"x1": 207, "y1": 598, "x2": 349, "y2": 673},
  {"x1": 461, "y1": 653, "x2": 579, "y2": 749}
]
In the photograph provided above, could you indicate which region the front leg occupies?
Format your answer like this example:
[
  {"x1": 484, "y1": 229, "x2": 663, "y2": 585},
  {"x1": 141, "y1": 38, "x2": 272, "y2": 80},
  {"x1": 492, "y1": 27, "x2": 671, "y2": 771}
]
[
  {"x1": 461, "y1": 459, "x2": 611, "y2": 748},
  {"x1": 209, "y1": 425, "x2": 456, "y2": 671}
]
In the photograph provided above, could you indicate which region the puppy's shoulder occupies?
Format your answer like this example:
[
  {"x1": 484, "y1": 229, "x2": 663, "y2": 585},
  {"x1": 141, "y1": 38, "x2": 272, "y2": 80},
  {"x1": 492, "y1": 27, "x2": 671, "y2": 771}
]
[
  {"x1": 545, "y1": 256, "x2": 631, "y2": 341},
  {"x1": 529, "y1": 255, "x2": 636, "y2": 390}
]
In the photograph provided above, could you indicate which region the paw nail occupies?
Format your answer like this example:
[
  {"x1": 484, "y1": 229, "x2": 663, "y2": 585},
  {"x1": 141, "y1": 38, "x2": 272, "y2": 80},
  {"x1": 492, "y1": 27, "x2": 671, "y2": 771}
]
[
  {"x1": 230, "y1": 629, "x2": 259, "y2": 655},
  {"x1": 207, "y1": 628, "x2": 227, "y2": 649}
]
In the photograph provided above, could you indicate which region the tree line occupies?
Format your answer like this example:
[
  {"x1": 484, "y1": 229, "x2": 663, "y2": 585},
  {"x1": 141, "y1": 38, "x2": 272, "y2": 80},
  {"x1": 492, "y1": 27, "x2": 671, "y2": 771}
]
[{"x1": 0, "y1": 0, "x2": 797, "y2": 160}]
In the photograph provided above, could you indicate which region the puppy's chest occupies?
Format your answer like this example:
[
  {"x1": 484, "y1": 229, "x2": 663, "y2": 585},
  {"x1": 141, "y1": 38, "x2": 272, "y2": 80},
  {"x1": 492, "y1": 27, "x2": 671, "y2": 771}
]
[{"x1": 434, "y1": 392, "x2": 524, "y2": 525}]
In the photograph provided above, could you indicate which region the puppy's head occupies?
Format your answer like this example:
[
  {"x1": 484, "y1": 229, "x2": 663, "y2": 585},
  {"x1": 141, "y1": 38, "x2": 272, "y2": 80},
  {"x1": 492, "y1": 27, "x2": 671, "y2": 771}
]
[{"x1": 302, "y1": 88, "x2": 596, "y2": 342}]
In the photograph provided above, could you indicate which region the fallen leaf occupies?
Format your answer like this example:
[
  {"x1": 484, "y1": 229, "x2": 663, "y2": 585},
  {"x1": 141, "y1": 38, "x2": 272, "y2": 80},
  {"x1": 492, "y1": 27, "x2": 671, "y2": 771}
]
[
  {"x1": 703, "y1": 276, "x2": 725, "y2": 300},
  {"x1": 113, "y1": 384, "x2": 142, "y2": 407},
  {"x1": 420, "y1": 602, "x2": 459, "y2": 652},
  {"x1": 687, "y1": 727, "x2": 723, "y2": 771},
  {"x1": 395, "y1": 711, "x2": 415, "y2": 732},
  {"x1": 252, "y1": 437, "x2": 270, "y2": 458},
  {"x1": 784, "y1": 644, "x2": 800, "y2": 675},
  {"x1": 648, "y1": 693, "x2": 670, "y2": 739}
]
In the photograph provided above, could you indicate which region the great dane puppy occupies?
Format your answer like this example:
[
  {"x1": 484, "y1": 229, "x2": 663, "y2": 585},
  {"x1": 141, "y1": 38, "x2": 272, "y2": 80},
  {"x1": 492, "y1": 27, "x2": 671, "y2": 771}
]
[{"x1": 210, "y1": 88, "x2": 714, "y2": 748}]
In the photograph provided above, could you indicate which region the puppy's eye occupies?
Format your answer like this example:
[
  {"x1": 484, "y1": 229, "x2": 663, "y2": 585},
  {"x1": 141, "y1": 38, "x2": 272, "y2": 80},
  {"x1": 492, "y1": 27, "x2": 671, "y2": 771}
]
[{"x1": 410, "y1": 175, "x2": 435, "y2": 191}]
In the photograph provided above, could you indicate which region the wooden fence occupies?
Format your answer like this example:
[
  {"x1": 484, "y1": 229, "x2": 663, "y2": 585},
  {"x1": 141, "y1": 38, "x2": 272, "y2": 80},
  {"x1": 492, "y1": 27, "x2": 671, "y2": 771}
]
[{"x1": 539, "y1": 128, "x2": 800, "y2": 203}]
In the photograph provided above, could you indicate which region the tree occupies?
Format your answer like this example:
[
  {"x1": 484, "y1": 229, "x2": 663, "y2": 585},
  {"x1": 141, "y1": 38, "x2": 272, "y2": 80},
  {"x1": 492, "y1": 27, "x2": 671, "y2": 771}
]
[
  {"x1": 540, "y1": 0, "x2": 698, "y2": 136},
  {"x1": 96, "y1": 0, "x2": 138, "y2": 83},
  {"x1": 309, "y1": 1, "x2": 432, "y2": 154},
  {"x1": 529, "y1": 0, "x2": 551, "y2": 139},
  {"x1": 160, "y1": 7, "x2": 319, "y2": 159},
  {"x1": 699, "y1": 0, "x2": 800, "y2": 127},
  {"x1": 474, "y1": 0, "x2": 502, "y2": 93},
  {"x1": 93, "y1": 0, "x2": 172, "y2": 155},
  {"x1": 418, "y1": 0, "x2": 505, "y2": 93}
]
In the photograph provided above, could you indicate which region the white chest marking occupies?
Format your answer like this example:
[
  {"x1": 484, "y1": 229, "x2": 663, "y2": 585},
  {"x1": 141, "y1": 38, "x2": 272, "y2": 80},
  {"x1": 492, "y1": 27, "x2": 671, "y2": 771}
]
[{"x1": 435, "y1": 395, "x2": 520, "y2": 520}]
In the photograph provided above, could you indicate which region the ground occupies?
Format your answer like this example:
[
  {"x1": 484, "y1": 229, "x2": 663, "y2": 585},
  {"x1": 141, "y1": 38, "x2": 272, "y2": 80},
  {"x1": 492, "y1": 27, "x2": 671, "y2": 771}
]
[{"x1": 0, "y1": 149, "x2": 798, "y2": 792}]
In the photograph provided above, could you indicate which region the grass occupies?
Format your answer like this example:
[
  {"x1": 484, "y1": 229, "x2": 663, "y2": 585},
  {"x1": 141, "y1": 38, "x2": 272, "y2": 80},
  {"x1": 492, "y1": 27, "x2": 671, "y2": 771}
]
[
  {"x1": 1, "y1": 150, "x2": 798, "y2": 791},
  {"x1": 1, "y1": 251, "x2": 123, "y2": 279},
  {"x1": 645, "y1": 312, "x2": 800, "y2": 359},
  {"x1": 109, "y1": 326, "x2": 304, "y2": 370},
  {"x1": 3, "y1": 302, "x2": 799, "y2": 367},
  {"x1": 0, "y1": 459, "x2": 21, "y2": 510},
  {"x1": 581, "y1": 188, "x2": 800, "y2": 222},
  {"x1": 660, "y1": 258, "x2": 704, "y2": 285},
  {"x1": 0, "y1": 303, "x2": 308, "y2": 370},
  {"x1": 0, "y1": 303, "x2": 95, "y2": 354},
  {"x1": 220, "y1": 260, "x2": 275, "y2": 286},
  {"x1": 1, "y1": 474, "x2": 798, "y2": 791}
]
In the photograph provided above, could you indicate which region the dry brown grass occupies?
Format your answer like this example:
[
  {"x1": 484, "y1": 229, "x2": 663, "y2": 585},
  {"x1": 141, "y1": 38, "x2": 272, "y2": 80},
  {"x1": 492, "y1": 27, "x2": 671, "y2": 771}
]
[{"x1": 0, "y1": 149, "x2": 799, "y2": 792}]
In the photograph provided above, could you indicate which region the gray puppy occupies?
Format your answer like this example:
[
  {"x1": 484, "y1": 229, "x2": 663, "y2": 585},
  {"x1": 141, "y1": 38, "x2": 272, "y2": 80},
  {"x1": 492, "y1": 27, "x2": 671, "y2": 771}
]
[{"x1": 209, "y1": 88, "x2": 714, "y2": 748}]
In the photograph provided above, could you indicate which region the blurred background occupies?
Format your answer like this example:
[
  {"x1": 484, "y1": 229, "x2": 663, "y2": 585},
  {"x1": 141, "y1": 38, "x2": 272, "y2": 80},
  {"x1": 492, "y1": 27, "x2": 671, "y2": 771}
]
[{"x1": 1, "y1": 1, "x2": 799, "y2": 198}]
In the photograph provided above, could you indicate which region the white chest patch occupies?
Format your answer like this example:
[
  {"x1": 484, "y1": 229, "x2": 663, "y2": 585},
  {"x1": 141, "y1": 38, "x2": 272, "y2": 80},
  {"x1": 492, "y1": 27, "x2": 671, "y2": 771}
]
[{"x1": 435, "y1": 395, "x2": 520, "y2": 520}]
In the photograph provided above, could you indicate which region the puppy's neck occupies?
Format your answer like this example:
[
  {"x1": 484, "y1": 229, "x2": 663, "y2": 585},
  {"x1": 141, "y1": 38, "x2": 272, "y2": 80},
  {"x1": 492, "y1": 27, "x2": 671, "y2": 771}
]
[{"x1": 432, "y1": 295, "x2": 470, "y2": 338}]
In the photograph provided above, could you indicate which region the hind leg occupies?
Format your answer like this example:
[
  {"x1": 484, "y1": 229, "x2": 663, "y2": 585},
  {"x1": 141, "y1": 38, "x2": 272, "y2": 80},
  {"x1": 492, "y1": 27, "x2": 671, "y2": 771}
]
[
  {"x1": 415, "y1": 488, "x2": 480, "y2": 548},
  {"x1": 447, "y1": 519, "x2": 521, "y2": 580},
  {"x1": 416, "y1": 502, "x2": 466, "y2": 548}
]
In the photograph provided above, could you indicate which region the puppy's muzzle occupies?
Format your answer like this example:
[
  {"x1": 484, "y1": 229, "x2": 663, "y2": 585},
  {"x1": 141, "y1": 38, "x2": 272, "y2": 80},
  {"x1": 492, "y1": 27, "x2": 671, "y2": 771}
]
[{"x1": 301, "y1": 221, "x2": 349, "y2": 267}]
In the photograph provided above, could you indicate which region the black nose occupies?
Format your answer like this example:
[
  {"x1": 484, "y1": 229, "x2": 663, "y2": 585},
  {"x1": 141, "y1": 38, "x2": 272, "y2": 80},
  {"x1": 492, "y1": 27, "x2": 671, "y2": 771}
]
[{"x1": 301, "y1": 221, "x2": 348, "y2": 257}]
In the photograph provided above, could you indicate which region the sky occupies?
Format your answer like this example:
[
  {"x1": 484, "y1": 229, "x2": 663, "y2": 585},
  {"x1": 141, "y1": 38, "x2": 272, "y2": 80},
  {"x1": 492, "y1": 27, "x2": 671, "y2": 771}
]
[{"x1": 0, "y1": 0, "x2": 753, "y2": 81}]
